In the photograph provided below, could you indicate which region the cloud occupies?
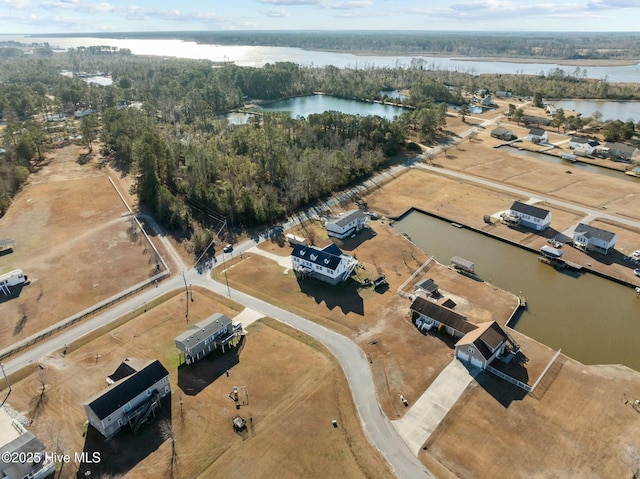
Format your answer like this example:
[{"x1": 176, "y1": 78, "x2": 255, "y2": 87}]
[
  {"x1": 261, "y1": 8, "x2": 291, "y2": 17},
  {"x1": 0, "y1": 0, "x2": 31, "y2": 9},
  {"x1": 257, "y1": 0, "x2": 371, "y2": 8}
]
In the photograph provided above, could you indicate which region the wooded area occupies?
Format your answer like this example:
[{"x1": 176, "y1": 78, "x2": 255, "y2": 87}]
[{"x1": 1, "y1": 41, "x2": 639, "y2": 240}]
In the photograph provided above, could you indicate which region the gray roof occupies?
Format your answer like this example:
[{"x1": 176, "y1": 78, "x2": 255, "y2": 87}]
[
  {"x1": 528, "y1": 128, "x2": 545, "y2": 136},
  {"x1": 604, "y1": 142, "x2": 637, "y2": 156},
  {"x1": 410, "y1": 297, "x2": 477, "y2": 335},
  {"x1": 175, "y1": 313, "x2": 232, "y2": 346},
  {"x1": 0, "y1": 431, "x2": 48, "y2": 479},
  {"x1": 571, "y1": 137, "x2": 599, "y2": 146},
  {"x1": 574, "y1": 223, "x2": 616, "y2": 242},
  {"x1": 292, "y1": 243, "x2": 344, "y2": 271},
  {"x1": 83, "y1": 359, "x2": 169, "y2": 420},
  {"x1": 510, "y1": 201, "x2": 550, "y2": 220},
  {"x1": 327, "y1": 209, "x2": 367, "y2": 228}
]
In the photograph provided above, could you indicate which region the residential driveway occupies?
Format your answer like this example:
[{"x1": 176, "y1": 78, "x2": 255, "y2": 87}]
[
  {"x1": 392, "y1": 359, "x2": 478, "y2": 456},
  {"x1": 232, "y1": 306, "x2": 264, "y2": 329},
  {"x1": 246, "y1": 245, "x2": 291, "y2": 270}
]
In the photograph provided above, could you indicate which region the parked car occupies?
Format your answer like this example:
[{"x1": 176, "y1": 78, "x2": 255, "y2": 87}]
[{"x1": 223, "y1": 244, "x2": 233, "y2": 253}]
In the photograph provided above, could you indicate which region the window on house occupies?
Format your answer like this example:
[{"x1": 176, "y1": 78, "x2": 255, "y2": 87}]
[
  {"x1": 123, "y1": 402, "x2": 132, "y2": 413},
  {"x1": 468, "y1": 346, "x2": 475, "y2": 355}
]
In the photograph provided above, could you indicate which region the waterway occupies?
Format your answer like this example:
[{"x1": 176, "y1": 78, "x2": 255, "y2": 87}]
[
  {"x1": 251, "y1": 95, "x2": 408, "y2": 121},
  {"x1": 393, "y1": 211, "x2": 640, "y2": 371},
  {"x1": 4, "y1": 34, "x2": 640, "y2": 83},
  {"x1": 550, "y1": 99, "x2": 640, "y2": 122},
  {"x1": 501, "y1": 146, "x2": 638, "y2": 183}
]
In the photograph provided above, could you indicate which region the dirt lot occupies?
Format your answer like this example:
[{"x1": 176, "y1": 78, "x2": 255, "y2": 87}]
[
  {"x1": 232, "y1": 219, "x2": 518, "y2": 418},
  {"x1": 3, "y1": 288, "x2": 392, "y2": 479},
  {"x1": 0, "y1": 145, "x2": 162, "y2": 350},
  {"x1": 421, "y1": 337, "x2": 640, "y2": 478}
]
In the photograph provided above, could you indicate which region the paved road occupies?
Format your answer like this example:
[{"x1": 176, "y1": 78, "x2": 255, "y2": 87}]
[
  {"x1": 4, "y1": 259, "x2": 433, "y2": 479},
  {"x1": 412, "y1": 162, "x2": 640, "y2": 231}
]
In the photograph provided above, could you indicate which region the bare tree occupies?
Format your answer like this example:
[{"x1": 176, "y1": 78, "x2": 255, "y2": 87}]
[{"x1": 160, "y1": 419, "x2": 178, "y2": 479}]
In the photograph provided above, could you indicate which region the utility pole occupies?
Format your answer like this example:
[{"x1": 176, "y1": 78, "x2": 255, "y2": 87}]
[{"x1": 182, "y1": 272, "x2": 189, "y2": 322}]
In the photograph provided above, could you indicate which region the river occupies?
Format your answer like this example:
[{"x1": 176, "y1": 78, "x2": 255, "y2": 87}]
[
  {"x1": 549, "y1": 99, "x2": 640, "y2": 122},
  {"x1": 393, "y1": 211, "x2": 640, "y2": 371},
  {"x1": 3, "y1": 34, "x2": 640, "y2": 83}
]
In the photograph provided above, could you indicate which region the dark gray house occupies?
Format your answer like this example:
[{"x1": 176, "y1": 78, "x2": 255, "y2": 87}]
[
  {"x1": 175, "y1": 313, "x2": 242, "y2": 364},
  {"x1": 603, "y1": 142, "x2": 638, "y2": 162},
  {"x1": 490, "y1": 127, "x2": 516, "y2": 141},
  {"x1": 82, "y1": 359, "x2": 170, "y2": 439}
]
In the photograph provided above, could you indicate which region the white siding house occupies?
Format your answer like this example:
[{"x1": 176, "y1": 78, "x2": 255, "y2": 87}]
[
  {"x1": 325, "y1": 209, "x2": 368, "y2": 239},
  {"x1": 569, "y1": 137, "x2": 600, "y2": 155},
  {"x1": 82, "y1": 359, "x2": 170, "y2": 439},
  {"x1": 572, "y1": 223, "x2": 617, "y2": 254},
  {"x1": 509, "y1": 201, "x2": 552, "y2": 231},
  {"x1": 455, "y1": 322, "x2": 509, "y2": 370},
  {"x1": 291, "y1": 243, "x2": 358, "y2": 285},
  {"x1": 527, "y1": 128, "x2": 548, "y2": 143}
]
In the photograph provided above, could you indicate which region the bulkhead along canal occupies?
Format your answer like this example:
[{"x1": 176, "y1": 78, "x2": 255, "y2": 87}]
[{"x1": 393, "y1": 210, "x2": 640, "y2": 372}]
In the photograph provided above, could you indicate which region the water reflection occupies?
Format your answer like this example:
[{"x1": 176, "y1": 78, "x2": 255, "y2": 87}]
[{"x1": 393, "y1": 210, "x2": 640, "y2": 371}]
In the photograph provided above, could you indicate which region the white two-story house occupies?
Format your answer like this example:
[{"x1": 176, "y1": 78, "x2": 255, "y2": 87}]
[
  {"x1": 572, "y1": 223, "x2": 617, "y2": 254},
  {"x1": 291, "y1": 243, "x2": 358, "y2": 285},
  {"x1": 325, "y1": 209, "x2": 368, "y2": 239},
  {"x1": 509, "y1": 201, "x2": 552, "y2": 231},
  {"x1": 83, "y1": 359, "x2": 170, "y2": 439}
]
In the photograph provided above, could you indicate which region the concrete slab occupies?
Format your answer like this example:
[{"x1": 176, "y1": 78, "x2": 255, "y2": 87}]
[
  {"x1": 392, "y1": 359, "x2": 477, "y2": 456},
  {"x1": 232, "y1": 307, "x2": 264, "y2": 329}
]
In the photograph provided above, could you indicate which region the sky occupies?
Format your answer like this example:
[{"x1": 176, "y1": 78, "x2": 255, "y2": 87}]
[{"x1": 0, "y1": 0, "x2": 639, "y2": 34}]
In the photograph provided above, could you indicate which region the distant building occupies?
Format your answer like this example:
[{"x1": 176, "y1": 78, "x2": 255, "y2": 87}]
[
  {"x1": 325, "y1": 209, "x2": 369, "y2": 239},
  {"x1": 0, "y1": 407, "x2": 56, "y2": 479},
  {"x1": 44, "y1": 113, "x2": 66, "y2": 122},
  {"x1": 509, "y1": 201, "x2": 552, "y2": 231},
  {"x1": 494, "y1": 91, "x2": 512, "y2": 98},
  {"x1": 82, "y1": 359, "x2": 170, "y2": 439},
  {"x1": 545, "y1": 105, "x2": 557, "y2": 116},
  {"x1": 527, "y1": 128, "x2": 548, "y2": 143},
  {"x1": 572, "y1": 223, "x2": 617, "y2": 254},
  {"x1": 74, "y1": 108, "x2": 95, "y2": 118},
  {"x1": 523, "y1": 115, "x2": 550, "y2": 127},
  {"x1": 490, "y1": 127, "x2": 516, "y2": 141},
  {"x1": 569, "y1": 137, "x2": 600, "y2": 156},
  {"x1": 291, "y1": 243, "x2": 358, "y2": 285},
  {"x1": 175, "y1": 313, "x2": 243, "y2": 364}
]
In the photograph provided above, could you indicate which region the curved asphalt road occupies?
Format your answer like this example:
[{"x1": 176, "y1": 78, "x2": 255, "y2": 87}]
[{"x1": 4, "y1": 262, "x2": 432, "y2": 479}]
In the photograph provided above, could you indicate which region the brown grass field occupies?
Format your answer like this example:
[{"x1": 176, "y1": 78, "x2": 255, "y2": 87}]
[
  {"x1": 231, "y1": 219, "x2": 518, "y2": 419},
  {"x1": 3, "y1": 288, "x2": 393, "y2": 479},
  {"x1": 0, "y1": 145, "x2": 164, "y2": 351}
]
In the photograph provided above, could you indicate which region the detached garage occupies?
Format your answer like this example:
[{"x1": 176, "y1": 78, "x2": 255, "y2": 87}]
[{"x1": 455, "y1": 322, "x2": 509, "y2": 370}]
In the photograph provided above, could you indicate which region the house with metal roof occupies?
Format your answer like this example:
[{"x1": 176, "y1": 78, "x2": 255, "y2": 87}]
[
  {"x1": 572, "y1": 223, "x2": 617, "y2": 254},
  {"x1": 509, "y1": 201, "x2": 552, "y2": 231},
  {"x1": 0, "y1": 408, "x2": 55, "y2": 479},
  {"x1": 82, "y1": 359, "x2": 170, "y2": 439},
  {"x1": 455, "y1": 321, "x2": 509, "y2": 370},
  {"x1": 291, "y1": 243, "x2": 359, "y2": 285},
  {"x1": 175, "y1": 313, "x2": 242, "y2": 364},
  {"x1": 325, "y1": 209, "x2": 368, "y2": 239}
]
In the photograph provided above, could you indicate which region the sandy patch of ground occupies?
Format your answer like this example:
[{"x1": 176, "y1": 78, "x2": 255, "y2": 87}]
[{"x1": 0, "y1": 173, "x2": 157, "y2": 351}]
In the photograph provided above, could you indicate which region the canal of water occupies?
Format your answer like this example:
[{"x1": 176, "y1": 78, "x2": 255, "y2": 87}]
[{"x1": 393, "y1": 211, "x2": 640, "y2": 371}]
